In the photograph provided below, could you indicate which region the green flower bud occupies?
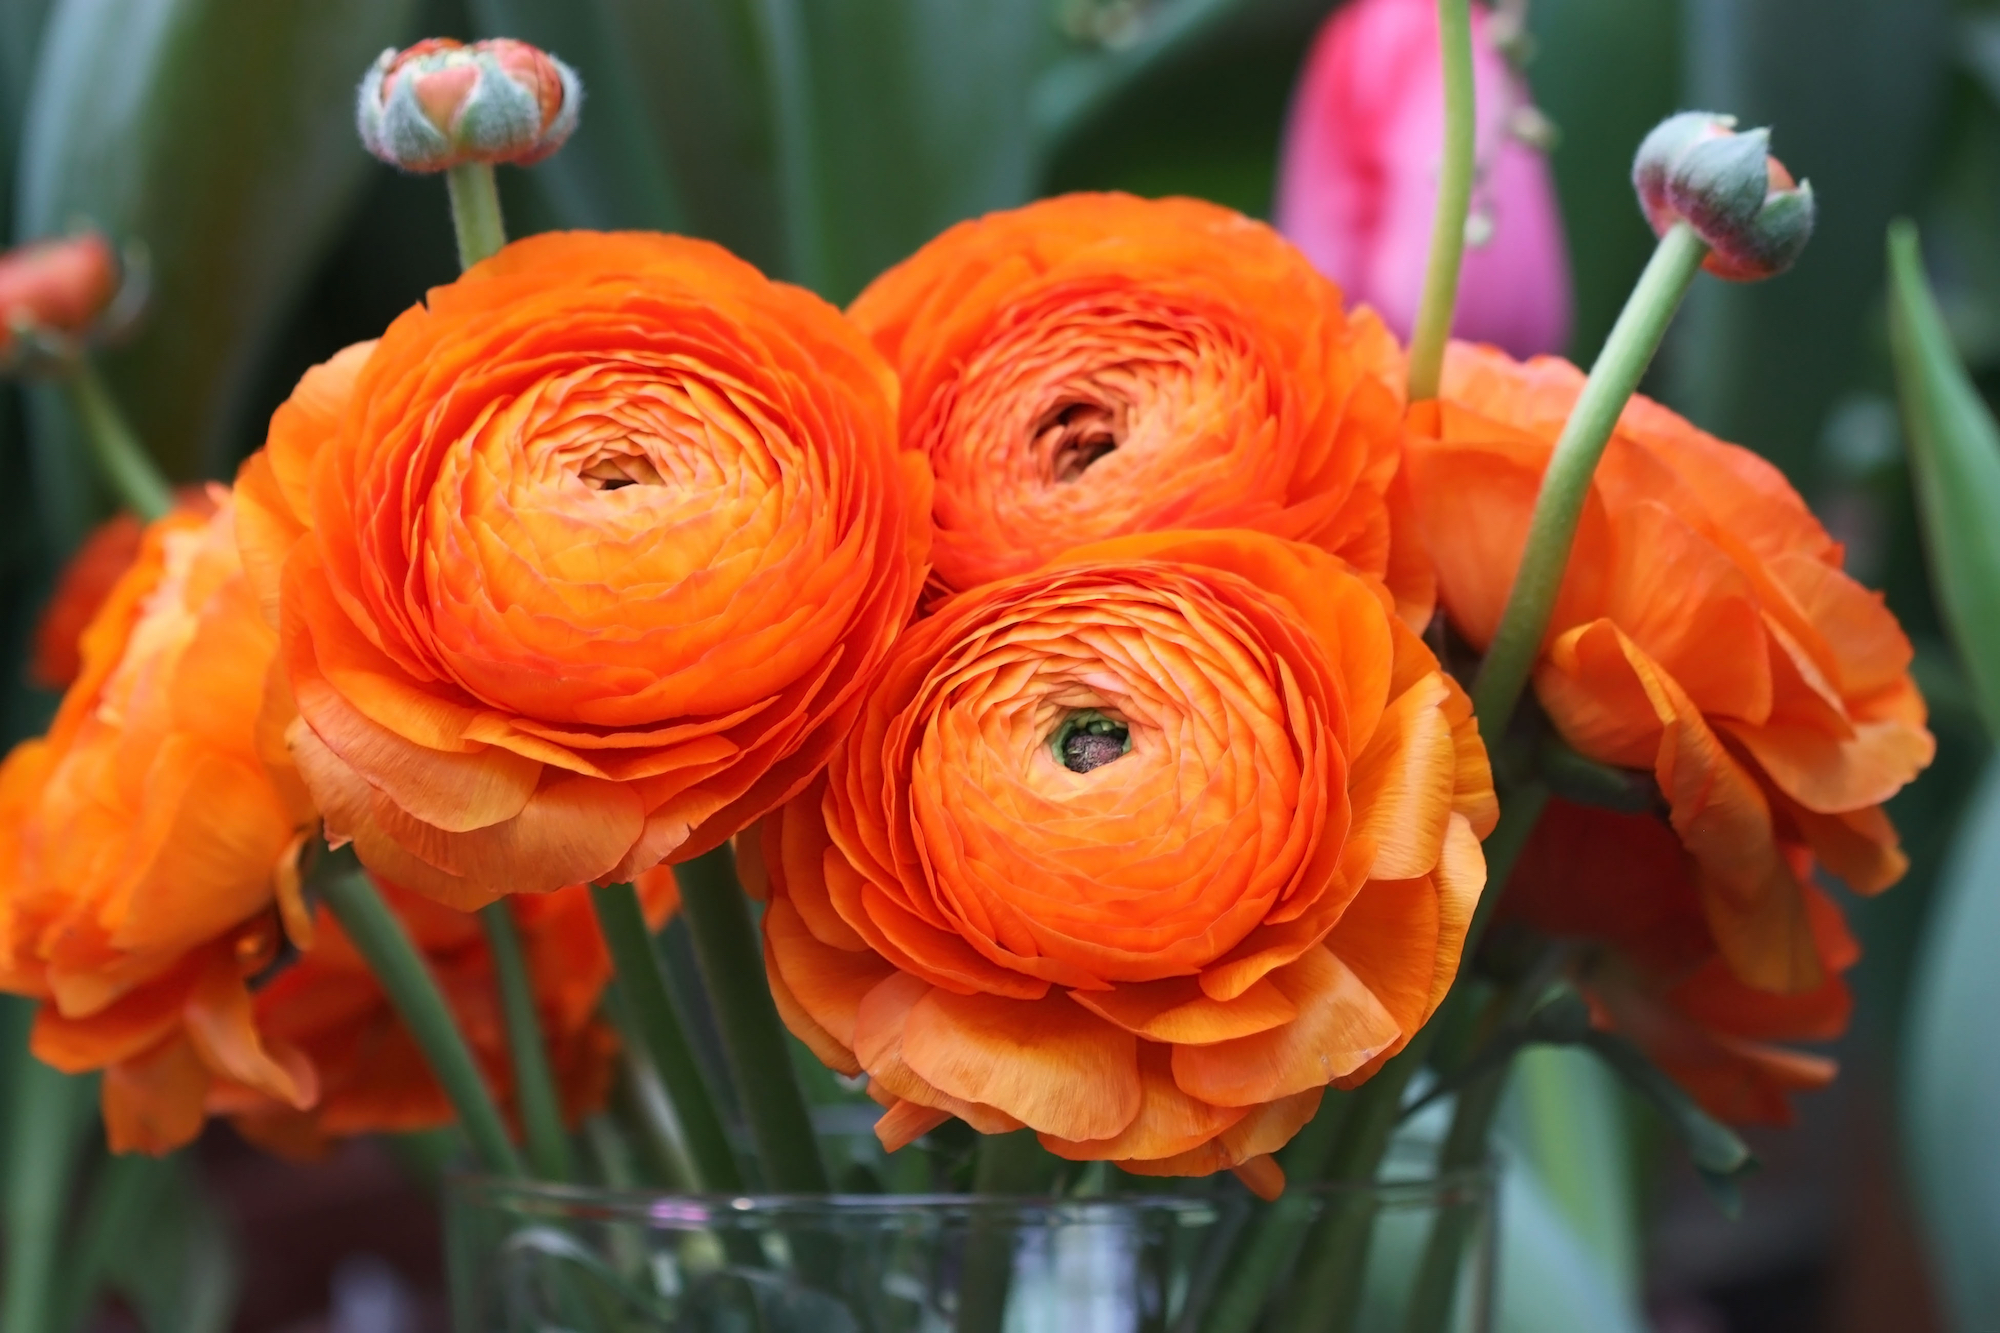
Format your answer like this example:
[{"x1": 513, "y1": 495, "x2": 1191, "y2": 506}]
[
  {"x1": 1632, "y1": 110, "x2": 1815, "y2": 282},
  {"x1": 357, "y1": 38, "x2": 580, "y2": 174}
]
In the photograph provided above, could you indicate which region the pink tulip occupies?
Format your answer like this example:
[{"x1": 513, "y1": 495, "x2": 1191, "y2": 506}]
[{"x1": 1276, "y1": 0, "x2": 1573, "y2": 359}]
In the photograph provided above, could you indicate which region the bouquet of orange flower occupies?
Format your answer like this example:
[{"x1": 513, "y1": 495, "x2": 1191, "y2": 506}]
[{"x1": 0, "y1": 11, "x2": 1978, "y2": 1333}]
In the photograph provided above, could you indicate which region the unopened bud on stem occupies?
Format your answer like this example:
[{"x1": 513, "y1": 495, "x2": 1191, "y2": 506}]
[
  {"x1": 1634, "y1": 111, "x2": 1814, "y2": 282},
  {"x1": 0, "y1": 230, "x2": 147, "y2": 376},
  {"x1": 357, "y1": 38, "x2": 579, "y2": 174}
]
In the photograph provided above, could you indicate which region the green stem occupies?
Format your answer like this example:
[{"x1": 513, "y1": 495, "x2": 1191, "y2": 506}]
[
  {"x1": 317, "y1": 863, "x2": 524, "y2": 1178},
  {"x1": 747, "y1": 0, "x2": 826, "y2": 293},
  {"x1": 60, "y1": 359, "x2": 171, "y2": 521},
  {"x1": 1469, "y1": 222, "x2": 1710, "y2": 748},
  {"x1": 1398, "y1": 1068, "x2": 1509, "y2": 1333},
  {"x1": 478, "y1": 901, "x2": 575, "y2": 1182},
  {"x1": 1458, "y1": 782, "x2": 1549, "y2": 967},
  {"x1": 589, "y1": 882, "x2": 742, "y2": 1192},
  {"x1": 674, "y1": 846, "x2": 830, "y2": 1192},
  {"x1": 1405, "y1": 0, "x2": 1478, "y2": 403},
  {"x1": 1199, "y1": 1093, "x2": 1351, "y2": 1333},
  {"x1": 960, "y1": 1131, "x2": 1060, "y2": 1333},
  {"x1": 445, "y1": 162, "x2": 508, "y2": 269},
  {"x1": 3, "y1": 1056, "x2": 93, "y2": 1333},
  {"x1": 52, "y1": 1152, "x2": 171, "y2": 1333}
]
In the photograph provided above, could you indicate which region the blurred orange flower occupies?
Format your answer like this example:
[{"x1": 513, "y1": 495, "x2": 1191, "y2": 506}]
[
  {"x1": 1507, "y1": 801, "x2": 1854, "y2": 1125},
  {"x1": 0, "y1": 492, "x2": 318, "y2": 1153},
  {"x1": 224, "y1": 868, "x2": 679, "y2": 1156},
  {"x1": 32, "y1": 487, "x2": 218, "y2": 689},
  {"x1": 756, "y1": 530, "x2": 1493, "y2": 1196},
  {"x1": 848, "y1": 194, "x2": 1424, "y2": 616},
  {"x1": 0, "y1": 232, "x2": 117, "y2": 357},
  {"x1": 1405, "y1": 344, "x2": 1932, "y2": 998},
  {"x1": 236, "y1": 232, "x2": 931, "y2": 909}
]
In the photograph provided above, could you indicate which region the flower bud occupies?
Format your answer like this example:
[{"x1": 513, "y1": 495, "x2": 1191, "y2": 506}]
[
  {"x1": 356, "y1": 38, "x2": 579, "y2": 173},
  {"x1": 1633, "y1": 111, "x2": 1814, "y2": 282},
  {"x1": 0, "y1": 232, "x2": 117, "y2": 363}
]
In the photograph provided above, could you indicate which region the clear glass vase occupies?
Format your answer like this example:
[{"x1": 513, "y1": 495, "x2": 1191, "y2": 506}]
[{"x1": 444, "y1": 1160, "x2": 1494, "y2": 1333}]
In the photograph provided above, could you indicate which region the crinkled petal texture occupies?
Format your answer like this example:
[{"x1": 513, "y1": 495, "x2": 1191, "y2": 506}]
[
  {"x1": 237, "y1": 231, "x2": 931, "y2": 908},
  {"x1": 848, "y1": 193, "x2": 1426, "y2": 619},
  {"x1": 0, "y1": 494, "x2": 319, "y2": 1154},
  {"x1": 221, "y1": 868, "x2": 678, "y2": 1156},
  {"x1": 1406, "y1": 344, "x2": 1931, "y2": 1004},
  {"x1": 759, "y1": 530, "x2": 1494, "y2": 1182},
  {"x1": 1508, "y1": 801, "x2": 1853, "y2": 1126}
]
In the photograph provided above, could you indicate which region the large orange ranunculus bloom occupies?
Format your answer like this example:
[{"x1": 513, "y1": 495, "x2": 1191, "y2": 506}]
[
  {"x1": 0, "y1": 492, "x2": 319, "y2": 1153},
  {"x1": 1405, "y1": 343, "x2": 1933, "y2": 996},
  {"x1": 222, "y1": 868, "x2": 679, "y2": 1156},
  {"x1": 236, "y1": 232, "x2": 931, "y2": 909},
  {"x1": 1508, "y1": 801, "x2": 1855, "y2": 1125},
  {"x1": 755, "y1": 529, "x2": 1494, "y2": 1196},
  {"x1": 848, "y1": 193, "x2": 1424, "y2": 615}
]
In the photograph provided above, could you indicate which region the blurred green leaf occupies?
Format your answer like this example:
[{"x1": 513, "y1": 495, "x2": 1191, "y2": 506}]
[
  {"x1": 1887, "y1": 219, "x2": 2000, "y2": 737},
  {"x1": 1524, "y1": 0, "x2": 1681, "y2": 366},
  {"x1": 1905, "y1": 757, "x2": 2000, "y2": 1329},
  {"x1": 101, "y1": 1156, "x2": 240, "y2": 1333},
  {"x1": 1504, "y1": 1046, "x2": 1642, "y2": 1297},
  {"x1": 1666, "y1": 0, "x2": 1952, "y2": 486},
  {"x1": 15, "y1": 0, "x2": 419, "y2": 491},
  {"x1": 1496, "y1": 1156, "x2": 1649, "y2": 1333}
]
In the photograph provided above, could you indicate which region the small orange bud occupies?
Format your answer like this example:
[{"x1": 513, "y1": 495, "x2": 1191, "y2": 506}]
[
  {"x1": 356, "y1": 38, "x2": 579, "y2": 173},
  {"x1": 0, "y1": 233, "x2": 117, "y2": 360}
]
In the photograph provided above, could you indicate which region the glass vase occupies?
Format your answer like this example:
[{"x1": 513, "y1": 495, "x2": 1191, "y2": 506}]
[{"x1": 443, "y1": 1159, "x2": 1494, "y2": 1333}]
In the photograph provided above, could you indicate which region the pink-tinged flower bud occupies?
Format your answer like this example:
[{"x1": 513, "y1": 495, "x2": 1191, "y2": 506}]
[
  {"x1": 356, "y1": 37, "x2": 580, "y2": 173},
  {"x1": 1276, "y1": 0, "x2": 1572, "y2": 359},
  {"x1": 1633, "y1": 111, "x2": 1814, "y2": 282},
  {"x1": 0, "y1": 233, "x2": 117, "y2": 360}
]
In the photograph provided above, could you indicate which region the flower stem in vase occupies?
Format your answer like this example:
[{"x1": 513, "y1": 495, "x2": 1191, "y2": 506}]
[
  {"x1": 672, "y1": 845, "x2": 831, "y2": 1194},
  {"x1": 315, "y1": 859, "x2": 525, "y2": 1178},
  {"x1": 589, "y1": 881, "x2": 744, "y2": 1192},
  {"x1": 478, "y1": 900, "x2": 576, "y2": 1181},
  {"x1": 1405, "y1": 0, "x2": 1478, "y2": 404}
]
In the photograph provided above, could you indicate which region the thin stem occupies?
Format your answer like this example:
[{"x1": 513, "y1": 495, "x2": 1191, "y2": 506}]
[
  {"x1": 1398, "y1": 1067, "x2": 1509, "y2": 1333},
  {"x1": 445, "y1": 162, "x2": 508, "y2": 269},
  {"x1": 1405, "y1": 0, "x2": 1478, "y2": 403},
  {"x1": 478, "y1": 900, "x2": 575, "y2": 1182},
  {"x1": 1469, "y1": 222, "x2": 1710, "y2": 747},
  {"x1": 3, "y1": 1056, "x2": 93, "y2": 1333},
  {"x1": 60, "y1": 359, "x2": 172, "y2": 521},
  {"x1": 961, "y1": 1131, "x2": 1061, "y2": 1333},
  {"x1": 1267, "y1": 1037, "x2": 1438, "y2": 1333},
  {"x1": 589, "y1": 882, "x2": 742, "y2": 1192},
  {"x1": 674, "y1": 846, "x2": 830, "y2": 1192},
  {"x1": 1198, "y1": 1093, "x2": 1351, "y2": 1333},
  {"x1": 1458, "y1": 782, "x2": 1550, "y2": 967},
  {"x1": 317, "y1": 863, "x2": 524, "y2": 1178}
]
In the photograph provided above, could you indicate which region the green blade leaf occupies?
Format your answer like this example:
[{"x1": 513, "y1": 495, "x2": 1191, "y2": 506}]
[
  {"x1": 1905, "y1": 759, "x2": 2000, "y2": 1329},
  {"x1": 1886, "y1": 219, "x2": 2000, "y2": 738},
  {"x1": 15, "y1": 0, "x2": 419, "y2": 487}
]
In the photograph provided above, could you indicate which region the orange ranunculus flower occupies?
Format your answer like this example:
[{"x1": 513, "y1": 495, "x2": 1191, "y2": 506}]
[
  {"x1": 222, "y1": 868, "x2": 679, "y2": 1157},
  {"x1": 755, "y1": 529, "x2": 1494, "y2": 1196},
  {"x1": 0, "y1": 491, "x2": 319, "y2": 1153},
  {"x1": 847, "y1": 193, "x2": 1425, "y2": 615},
  {"x1": 32, "y1": 487, "x2": 220, "y2": 689},
  {"x1": 1507, "y1": 801, "x2": 1855, "y2": 1125},
  {"x1": 236, "y1": 232, "x2": 931, "y2": 909},
  {"x1": 1405, "y1": 343, "x2": 1933, "y2": 996}
]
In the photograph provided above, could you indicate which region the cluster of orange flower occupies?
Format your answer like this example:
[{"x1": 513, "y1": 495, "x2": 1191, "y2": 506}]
[{"x1": 0, "y1": 194, "x2": 1928, "y2": 1186}]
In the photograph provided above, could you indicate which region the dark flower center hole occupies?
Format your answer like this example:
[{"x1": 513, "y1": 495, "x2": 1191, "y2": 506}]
[
  {"x1": 1053, "y1": 710, "x2": 1131, "y2": 774},
  {"x1": 579, "y1": 454, "x2": 665, "y2": 491},
  {"x1": 1037, "y1": 401, "x2": 1120, "y2": 483}
]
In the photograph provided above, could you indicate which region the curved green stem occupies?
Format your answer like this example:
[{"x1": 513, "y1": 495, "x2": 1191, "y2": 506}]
[
  {"x1": 478, "y1": 901, "x2": 575, "y2": 1182},
  {"x1": 674, "y1": 846, "x2": 830, "y2": 1193},
  {"x1": 589, "y1": 882, "x2": 743, "y2": 1192},
  {"x1": 1469, "y1": 222, "x2": 1709, "y2": 747},
  {"x1": 60, "y1": 359, "x2": 171, "y2": 521},
  {"x1": 317, "y1": 863, "x2": 524, "y2": 1178},
  {"x1": 445, "y1": 162, "x2": 508, "y2": 269},
  {"x1": 1405, "y1": 0, "x2": 1478, "y2": 403}
]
